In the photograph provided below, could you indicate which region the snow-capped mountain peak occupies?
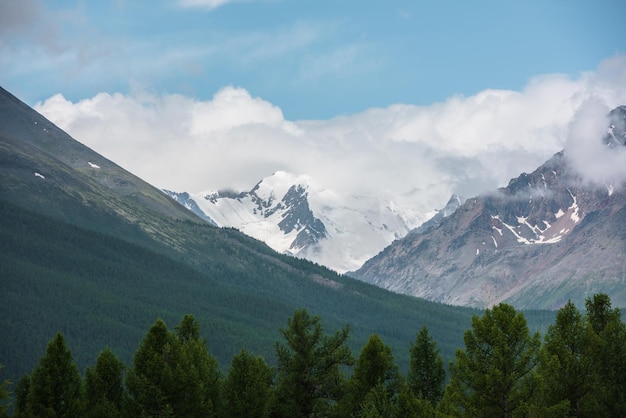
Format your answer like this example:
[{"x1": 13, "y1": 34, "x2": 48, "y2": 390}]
[{"x1": 165, "y1": 170, "x2": 440, "y2": 273}]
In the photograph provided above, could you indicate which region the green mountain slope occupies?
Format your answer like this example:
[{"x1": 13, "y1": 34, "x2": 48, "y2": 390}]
[{"x1": 0, "y1": 86, "x2": 555, "y2": 382}]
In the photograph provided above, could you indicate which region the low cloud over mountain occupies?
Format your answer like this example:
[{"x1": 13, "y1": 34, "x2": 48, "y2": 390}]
[{"x1": 34, "y1": 56, "x2": 626, "y2": 214}]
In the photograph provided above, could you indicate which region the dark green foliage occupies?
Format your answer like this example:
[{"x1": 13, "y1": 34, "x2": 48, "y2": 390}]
[
  {"x1": 175, "y1": 314, "x2": 201, "y2": 343},
  {"x1": 174, "y1": 315, "x2": 222, "y2": 417},
  {"x1": 223, "y1": 349, "x2": 273, "y2": 418},
  {"x1": 3, "y1": 298, "x2": 626, "y2": 417},
  {"x1": 396, "y1": 385, "x2": 437, "y2": 418},
  {"x1": 537, "y1": 300, "x2": 594, "y2": 416},
  {"x1": 84, "y1": 348, "x2": 126, "y2": 418},
  {"x1": 532, "y1": 295, "x2": 626, "y2": 416},
  {"x1": 0, "y1": 198, "x2": 505, "y2": 384},
  {"x1": 442, "y1": 303, "x2": 541, "y2": 418},
  {"x1": 12, "y1": 374, "x2": 30, "y2": 418},
  {"x1": 359, "y1": 383, "x2": 397, "y2": 418},
  {"x1": 584, "y1": 294, "x2": 626, "y2": 417},
  {"x1": 126, "y1": 316, "x2": 221, "y2": 417},
  {"x1": 126, "y1": 319, "x2": 181, "y2": 417},
  {"x1": 585, "y1": 293, "x2": 618, "y2": 334},
  {"x1": 26, "y1": 333, "x2": 83, "y2": 418},
  {"x1": 408, "y1": 326, "x2": 445, "y2": 406},
  {"x1": 273, "y1": 309, "x2": 353, "y2": 417},
  {"x1": 340, "y1": 334, "x2": 400, "y2": 416}
]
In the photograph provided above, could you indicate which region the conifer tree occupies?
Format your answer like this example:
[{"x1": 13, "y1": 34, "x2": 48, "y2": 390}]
[
  {"x1": 273, "y1": 309, "x2": 353, "y2": 418},
  {"x1": 441, "y1": 303, "x2": 540, "y2": 418},
  {"x1": 396, "y1": 383, "x2": 437, "y2": 418},
  {"x1": 84, "y1": 348, "x2": 126, "y2": 418},
  {"x1": 26, "y1": 333, "x2": 83, "y2": 418},
  {"x1": 126, "y1": 318, "x2": 180, "y2": 418},
  {"x1": 407, "y1": 326, "x2": 445, "y2": 406},
  {"x1": 585, "y1": 294, "x2": 626, "y2": 416},
  {"x1": 127, "y1": 316, "x2": 222, "y2": 417},
  {"x1": 359, "y1": 383, "x2": 397, "y2": 418},
  {"x1": 223, "y1": 349, "x2": 273, "y2": 418},
  {"x1": 174, "y1": 314, "x2": 222, "y2": 417},
  {"x1": 585, "y1": 293, "x2": 619, "y2": 334},
  {"x1": 340, "y1": 334, "x2": 400, "y2": 416},
  {"x1": 537, "y1": 300, "x2": 593, "y2": 416},
  {"x1": 12, "y1": 374, "x2": 30, "y2": 418}
]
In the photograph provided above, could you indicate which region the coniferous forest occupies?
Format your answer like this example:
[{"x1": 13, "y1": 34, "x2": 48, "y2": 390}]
[{"x1": 1, "y1": 293, "x2": 624, "y2": 418}]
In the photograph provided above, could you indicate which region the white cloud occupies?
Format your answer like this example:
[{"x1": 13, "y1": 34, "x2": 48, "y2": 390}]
[
  {"x1": 34, "y1": 55, "x2": 626, "y2": 213},
  {"x1": 189, "y1": 86, "x2": 285, "y2": 134},
  {"x1": 565, "y1": 100, "x2": 626, "y2": 187}
]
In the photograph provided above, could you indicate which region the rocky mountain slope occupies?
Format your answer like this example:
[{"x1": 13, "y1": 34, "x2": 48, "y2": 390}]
[
  {"x1": 166, "y1": 172, "x2": 438, "y2": 273},
  {"x1": 352, "y1": 106, "x2": 626, "y2": 310}
]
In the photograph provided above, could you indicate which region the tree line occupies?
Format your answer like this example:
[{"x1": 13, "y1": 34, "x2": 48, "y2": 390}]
[{"x1": 1, "y1": 293, "x2": 624, "y2": 417}]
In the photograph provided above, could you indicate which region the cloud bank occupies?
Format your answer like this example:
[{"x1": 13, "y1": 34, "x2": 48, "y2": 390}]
[
  {"x1": 565, "y1": 100, "x2": 626, "y2": 188},
  {"x1": 34, "y1": 55, "x2": 626, "y2": 212}
]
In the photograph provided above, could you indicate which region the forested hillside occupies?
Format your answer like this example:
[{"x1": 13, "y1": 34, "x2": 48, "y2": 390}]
[
  {"x1": 3, "y1": 294, "x2": 624, "y2": 417},
  {"x1": 1, "y1": 198, "x2": 515, "y2": 382}
]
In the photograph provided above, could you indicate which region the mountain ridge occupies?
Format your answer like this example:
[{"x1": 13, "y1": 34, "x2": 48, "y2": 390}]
[
  {"x1": 351, "y1": 106, "x2": 626, "y2": 309},
  {"x1": 166, "y1": 170, "x2": 434, "y2": 273}
]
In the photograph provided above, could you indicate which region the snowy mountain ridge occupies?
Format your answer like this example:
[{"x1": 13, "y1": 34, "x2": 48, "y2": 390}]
[
  {"x1": 351, "y1": 106, "x2": 626, "y2": 309},
  {"x1": 166, "y1": 171, "x2": 440, "y2": 273}
]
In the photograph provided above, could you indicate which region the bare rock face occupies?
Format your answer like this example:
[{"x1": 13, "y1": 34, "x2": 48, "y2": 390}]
[{"x1": 352, "y1": 107, "x2": 626, "y2": 310}]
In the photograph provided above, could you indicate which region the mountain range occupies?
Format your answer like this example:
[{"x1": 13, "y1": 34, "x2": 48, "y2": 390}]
[
  {"x1": 165, "y1": 172, "x2": 437, "y2": 273},
  {"x1": 352, "y1": 106, "x2": 626, "y2": 309},
  {"x1": 164, "y1": 107, "x2": 626, "y2": 311},
  {"x1": 3, "y1": 85, "x2": 529, "y2": 382},
  {"x1": 4, "y1": 80, "x2": 622, "y2": 383}
]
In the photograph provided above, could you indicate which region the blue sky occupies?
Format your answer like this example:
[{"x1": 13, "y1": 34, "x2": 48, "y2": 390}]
[
  {"x1": 2, "y1": 0, "x2": 626, "y2": 211},
  {"x1": 2, "y1": 0, "x2": 624, "y2": 119}
]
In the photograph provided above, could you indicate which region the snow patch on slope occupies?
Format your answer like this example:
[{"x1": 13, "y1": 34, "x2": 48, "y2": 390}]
[{"x1": 494, "y1": 193, "x2": 582, "y2": 246}]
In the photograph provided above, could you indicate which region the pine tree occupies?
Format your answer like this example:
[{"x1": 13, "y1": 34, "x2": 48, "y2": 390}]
[
  {"x1": 340, "y1": 334, "x2": 400, "y2": 416},
  {"x1": 26, "y1": 333, "x2": 83, "y2": 418},
  {"x1": 537, "y1": 300, "x2": 594, "y2": 416},
  {"x1": 585, "y1": 293, "x2": 619, "y2": 334},
  {"x1": 84, "y1": 348, "x2": 126, "y2": 418},
  {"x1": 585, "y1": 294, "x2": 626, "y2": 416},
  {"x1": 407, "y1": 326, "x2": 445, "y2": 406},
  {"x1": 127, "y1": 316, "x2": 222, "y2": 417},
  {"x1": 441, "y1": 303, "x2": 541, "y2": 418},
  {"x1": 12, "y1": 374, "x2": 30, "y2": 418},
  {"x1": 174, "y1": 314, "x2": 222, "y2": 417},
  {"x1": 223, "y1": 349, "x2": 273, "y2": 418},
  {"x1": 359, "y1": 383, "x2": 397, "y2": 418},
  {"x1": 273, "y1": 309, "x2": 353, "y2": 418},
  {"x1": 126, "y1": 318, "x2": 180, "y2": 418},
  {"x1": 396, "y1": 383, "x2": 437, "y2": 418}
]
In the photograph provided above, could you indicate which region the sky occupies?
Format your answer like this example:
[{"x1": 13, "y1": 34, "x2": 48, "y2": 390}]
[{"x1": 2, "y1": 0, "x2": 626, "y2": 212}]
